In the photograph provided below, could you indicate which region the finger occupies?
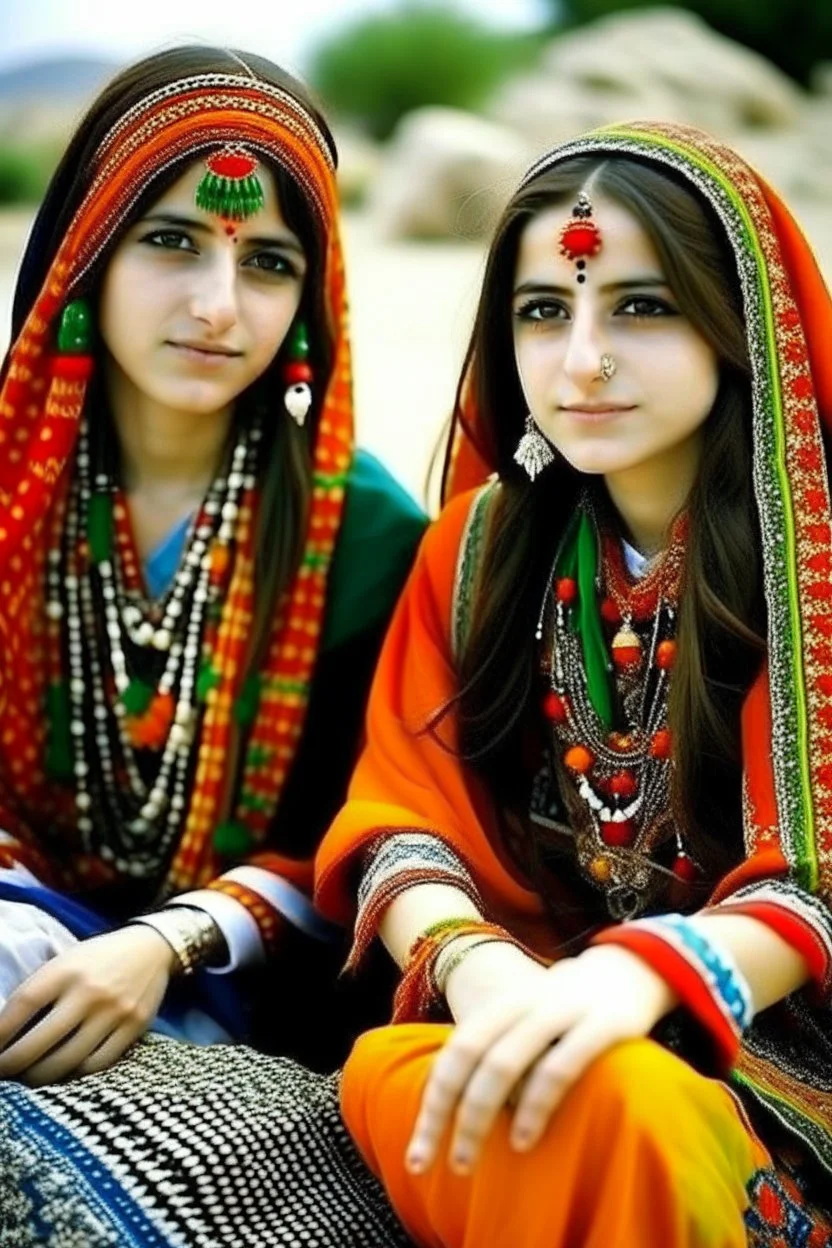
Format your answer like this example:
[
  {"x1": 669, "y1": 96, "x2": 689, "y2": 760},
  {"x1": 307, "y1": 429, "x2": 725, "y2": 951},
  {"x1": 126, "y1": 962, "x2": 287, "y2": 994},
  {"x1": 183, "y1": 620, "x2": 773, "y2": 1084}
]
[
  {"x1": 449, "y1": 1005, "x2": 576, "y2": 1172},
  {"x1": 0, "y1": 967, "x2": 62, "y2": 1050},
  {"x1": 22, "y1": 1012, "x2": 118, "y2": 1086},
  {"x1": 0, "y1": 995, "x2": 83, "y2": 1077},
  {"x1": 75, "y1": 1020, "x2": 145, "y2": 1077},
  {"x1": 406, "y1": 1003, "x2": 522, "y2": 1175},
  {"x1": 510, "y1": 1023, "x2": 619, "y2": 1151}
]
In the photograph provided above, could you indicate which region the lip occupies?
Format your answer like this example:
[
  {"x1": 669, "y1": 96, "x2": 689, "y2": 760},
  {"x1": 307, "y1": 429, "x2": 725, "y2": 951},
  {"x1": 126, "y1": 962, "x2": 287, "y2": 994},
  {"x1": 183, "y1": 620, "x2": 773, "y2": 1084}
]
[
  {"x1": 560, "y1": 404, "x2": 636, "y2": 423},
  {"x1": 167, "y1": 340, "x2": 242, "y2": 363}
]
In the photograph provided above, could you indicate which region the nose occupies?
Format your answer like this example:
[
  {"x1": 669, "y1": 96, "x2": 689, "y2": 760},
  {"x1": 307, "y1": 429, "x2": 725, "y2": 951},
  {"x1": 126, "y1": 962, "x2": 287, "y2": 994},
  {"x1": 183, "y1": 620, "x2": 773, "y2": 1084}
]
[
  {"x1": 188, "y1": 248, "x2": 238, "y2": 337},
  {"x1": 561, "y1": 297, "x2": 606, "y2": 392}
]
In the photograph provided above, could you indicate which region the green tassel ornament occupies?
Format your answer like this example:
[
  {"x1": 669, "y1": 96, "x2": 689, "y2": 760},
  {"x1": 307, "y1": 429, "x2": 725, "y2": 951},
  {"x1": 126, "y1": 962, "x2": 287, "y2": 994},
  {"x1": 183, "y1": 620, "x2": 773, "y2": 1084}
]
[{"x1": 196, "y1": 148, "x2": 265, "y2": 223}]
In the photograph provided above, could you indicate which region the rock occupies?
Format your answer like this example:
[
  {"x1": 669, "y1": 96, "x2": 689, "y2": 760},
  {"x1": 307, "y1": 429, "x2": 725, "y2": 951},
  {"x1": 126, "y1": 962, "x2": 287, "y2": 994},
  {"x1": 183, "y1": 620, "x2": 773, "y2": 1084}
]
[
  {"x1": 490, "y1": 8, "x2": 803, "y2": 146},
  {"x1": 368, "y1": 106, "x2": 531, "y2": 240},
  {"x1": 332, "y1": 126, "x2": 383, "y2": 209}
]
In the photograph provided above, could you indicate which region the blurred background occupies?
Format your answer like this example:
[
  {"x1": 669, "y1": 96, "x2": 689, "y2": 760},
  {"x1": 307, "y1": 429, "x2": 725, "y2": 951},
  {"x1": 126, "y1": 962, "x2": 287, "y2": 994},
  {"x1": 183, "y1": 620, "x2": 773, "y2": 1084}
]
[{"x1": 1, "y1": 0, "x2": 831, "y2": 505}]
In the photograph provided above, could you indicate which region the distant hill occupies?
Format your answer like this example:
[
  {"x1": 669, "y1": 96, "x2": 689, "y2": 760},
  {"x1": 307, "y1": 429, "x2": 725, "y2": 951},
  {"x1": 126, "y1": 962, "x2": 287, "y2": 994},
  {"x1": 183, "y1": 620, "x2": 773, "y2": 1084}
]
[{"x1": 0, "y1": 56, "x2": 121, "y2": 104}]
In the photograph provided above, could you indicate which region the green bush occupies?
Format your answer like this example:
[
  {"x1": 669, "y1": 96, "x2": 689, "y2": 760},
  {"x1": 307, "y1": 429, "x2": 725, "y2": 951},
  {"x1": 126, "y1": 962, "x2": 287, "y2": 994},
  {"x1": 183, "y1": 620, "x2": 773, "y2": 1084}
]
[
  {"x1": 0, "y1": 143, "x2": 60, "y2": 206},
  {"x1": 309, "y1": 5, "x2": 543, "y2": 140},
  {"x1": 545, "y1": 0, "x2": 832, "y2": 84}
]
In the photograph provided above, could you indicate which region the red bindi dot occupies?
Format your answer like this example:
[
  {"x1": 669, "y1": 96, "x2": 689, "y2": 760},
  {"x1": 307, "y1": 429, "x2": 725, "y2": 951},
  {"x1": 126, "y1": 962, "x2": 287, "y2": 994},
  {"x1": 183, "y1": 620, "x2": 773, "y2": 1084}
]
[{"x1": 224, "y1": 223, "x2": 236, "y2": 238}]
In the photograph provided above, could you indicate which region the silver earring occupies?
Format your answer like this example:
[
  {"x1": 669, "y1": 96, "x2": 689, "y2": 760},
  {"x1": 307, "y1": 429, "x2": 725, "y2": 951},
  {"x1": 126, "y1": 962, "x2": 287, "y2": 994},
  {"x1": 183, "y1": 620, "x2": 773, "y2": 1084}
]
[
  {"x1": 285, "y1": 382, "x2": 312, "y2": 426},
  {"x1": 513, "y1": 414, "x2": 555, "y2": 481},
  {"x1": 600, "y1": 353, "x2": 617, "y2": 382}
]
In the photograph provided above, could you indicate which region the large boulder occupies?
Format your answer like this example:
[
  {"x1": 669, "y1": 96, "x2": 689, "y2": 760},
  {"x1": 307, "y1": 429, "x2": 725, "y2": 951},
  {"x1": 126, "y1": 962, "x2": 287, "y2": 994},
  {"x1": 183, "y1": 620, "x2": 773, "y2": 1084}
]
[
  {"x1": 368, "y1": 106, "x2": 532, "y2": 240},
  {"x1": 490, "y1": 8, "x2": 803, "y2": 147}
]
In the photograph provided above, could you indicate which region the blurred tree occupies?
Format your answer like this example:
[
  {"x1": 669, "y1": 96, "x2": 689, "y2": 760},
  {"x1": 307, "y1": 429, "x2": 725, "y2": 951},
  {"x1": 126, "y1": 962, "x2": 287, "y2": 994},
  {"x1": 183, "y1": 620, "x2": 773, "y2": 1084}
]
[
  {"x1": 0, "y1": 144, "x2": 59, "y2": 206},
  {"x1": 546, "y1": 0, "x2": 832, "y2": 84},
  {"x1": 308, "y1": 5, "x2": 543, "y2": 140}
]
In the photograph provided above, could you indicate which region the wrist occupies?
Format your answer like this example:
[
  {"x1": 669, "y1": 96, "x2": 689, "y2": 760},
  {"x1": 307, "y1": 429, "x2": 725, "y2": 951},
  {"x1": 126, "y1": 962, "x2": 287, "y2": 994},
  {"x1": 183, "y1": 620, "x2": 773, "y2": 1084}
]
[
  {"x1": 128, "y1": 906, "x2": 226, "y2": 976},
  {"x1": 444, "y1": 940, "x2": 544, "y2": 1018}
]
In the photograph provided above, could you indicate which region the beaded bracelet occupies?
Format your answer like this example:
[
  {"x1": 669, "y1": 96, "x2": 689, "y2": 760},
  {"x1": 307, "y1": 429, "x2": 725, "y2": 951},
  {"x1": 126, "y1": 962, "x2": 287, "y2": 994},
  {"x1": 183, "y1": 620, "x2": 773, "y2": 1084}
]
[
  {"x1": 393, "y1": 917, "x2": 543, "y2": 1022},
  {"x1": 592, "y1": 912, "x2": 754, "y2": 1069}
]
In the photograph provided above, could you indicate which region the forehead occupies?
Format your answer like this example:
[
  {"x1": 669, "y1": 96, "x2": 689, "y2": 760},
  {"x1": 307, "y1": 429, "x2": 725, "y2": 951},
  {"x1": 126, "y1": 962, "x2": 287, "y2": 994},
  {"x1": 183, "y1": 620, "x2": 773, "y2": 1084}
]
[
  {"x1": 146, "y1": 155, "x2": 288, "y2": 228},
  {"x1": 515, "y1": 193, "x2": 664, "y2": 282}
]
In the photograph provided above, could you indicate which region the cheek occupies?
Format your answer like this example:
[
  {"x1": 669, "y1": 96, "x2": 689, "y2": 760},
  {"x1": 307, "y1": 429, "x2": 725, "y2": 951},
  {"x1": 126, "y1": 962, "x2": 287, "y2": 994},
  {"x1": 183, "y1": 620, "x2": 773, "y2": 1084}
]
[
  {"x1": 243, "y1": 287, "x2": 303, "y2": 377},
  {"x1": 99, "y1": 258, "x2": 172, "y2": 363},
  {"x1": 514, "y1": 331, "x2": 562, "y2": 408},
  {"x1": 645, "y1": 335, "x2": 719, "y2": 430}
]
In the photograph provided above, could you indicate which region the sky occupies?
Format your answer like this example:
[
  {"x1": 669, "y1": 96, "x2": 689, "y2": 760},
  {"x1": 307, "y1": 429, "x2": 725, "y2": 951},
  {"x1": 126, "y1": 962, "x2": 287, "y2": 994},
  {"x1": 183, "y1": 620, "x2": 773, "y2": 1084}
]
[{"x1": 0, "y1": 0, "x2": 548, "y2": 76}]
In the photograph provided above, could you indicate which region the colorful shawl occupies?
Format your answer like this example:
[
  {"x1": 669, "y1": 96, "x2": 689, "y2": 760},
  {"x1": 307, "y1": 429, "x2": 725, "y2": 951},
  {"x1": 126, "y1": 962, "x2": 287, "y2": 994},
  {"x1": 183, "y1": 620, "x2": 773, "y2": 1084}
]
[
  {"x1": 317, "y1": 123, "x2": 832, "y2": 1175},
  {"x1": 0, "y1": 74, "x2": 353, "y2": 901}
]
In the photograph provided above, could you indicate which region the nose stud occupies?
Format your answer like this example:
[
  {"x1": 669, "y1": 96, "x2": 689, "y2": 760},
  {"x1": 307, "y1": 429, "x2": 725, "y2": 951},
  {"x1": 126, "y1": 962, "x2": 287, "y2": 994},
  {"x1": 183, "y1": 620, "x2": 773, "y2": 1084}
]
[{"x1": 600, "y1": 353, "x2": 617, "y2": 383}]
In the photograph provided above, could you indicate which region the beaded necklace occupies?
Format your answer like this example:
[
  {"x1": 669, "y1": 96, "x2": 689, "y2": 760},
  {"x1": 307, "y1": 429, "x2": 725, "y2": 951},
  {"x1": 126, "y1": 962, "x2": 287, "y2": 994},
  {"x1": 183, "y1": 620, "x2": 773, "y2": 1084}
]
[
  {"x1": 536, "y1": 501, "x2": 696, "y2": 920},
  {"x1": 45, "y1": 417, "x2": 261, "y2": 877}
]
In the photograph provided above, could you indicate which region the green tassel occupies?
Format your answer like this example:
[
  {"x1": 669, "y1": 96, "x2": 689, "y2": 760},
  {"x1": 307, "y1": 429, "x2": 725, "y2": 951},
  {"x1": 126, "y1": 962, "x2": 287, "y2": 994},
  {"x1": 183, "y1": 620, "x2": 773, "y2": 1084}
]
[
  {"x1": 86, "y1": 493, "x2": 113, "y2": 565},
  {"x1": 556, "y1": 508, "x2": 614, "y2": 729},
  {"x1": 213, "y1": 820, "x2": 255, "y2": 857},
  {"x1": 234, "y1": 674, "x2": 261, "y2": 726},
  {"x1": 287, "y1": 321, "x2": 309, "y2": 360},
  {"x1": 197, "y1": 662, "x2": 221, "y2": 702},
  {"x1": 195, "y1": 169, "x2": 265, "y2": 222},
  {"x1": 57, "y1": 299, "x2": 93, "y2": 354},
  {"x1": 120, "y1": 678, "x2": 154, "y2": 716},
  {"x1": 45, "y1": 681, "x2": 73, "y2": 780}
]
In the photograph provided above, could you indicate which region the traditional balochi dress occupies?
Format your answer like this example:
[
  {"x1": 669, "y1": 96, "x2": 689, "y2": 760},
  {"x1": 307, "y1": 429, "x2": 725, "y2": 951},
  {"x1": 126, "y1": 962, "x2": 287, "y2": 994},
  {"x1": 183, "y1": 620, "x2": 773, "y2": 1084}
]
[
  {"x1": 315, "y1": 123, "x2": 832, "y2": 1246},
  {"x1": 0, "y1": 72, "x2": 421, "y2": 1245}
]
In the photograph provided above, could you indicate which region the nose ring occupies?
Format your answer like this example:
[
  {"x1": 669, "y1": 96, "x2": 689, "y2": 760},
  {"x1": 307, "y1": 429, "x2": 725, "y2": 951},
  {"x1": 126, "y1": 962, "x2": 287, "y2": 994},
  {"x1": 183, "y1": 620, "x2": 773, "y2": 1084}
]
[{"x1": 600, "y1": 353, "x2": 617, "y2": 382}]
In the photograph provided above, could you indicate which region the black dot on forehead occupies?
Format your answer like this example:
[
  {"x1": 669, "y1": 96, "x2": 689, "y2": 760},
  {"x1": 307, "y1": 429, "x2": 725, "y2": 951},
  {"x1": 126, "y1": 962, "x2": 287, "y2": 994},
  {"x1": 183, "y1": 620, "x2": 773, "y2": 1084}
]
[
  {"x1": 576, "y1": 273, "x2": 587, "y2": 284},
  {"x1": 576, "y1": 260, "x2": 586, "y2": 270}
]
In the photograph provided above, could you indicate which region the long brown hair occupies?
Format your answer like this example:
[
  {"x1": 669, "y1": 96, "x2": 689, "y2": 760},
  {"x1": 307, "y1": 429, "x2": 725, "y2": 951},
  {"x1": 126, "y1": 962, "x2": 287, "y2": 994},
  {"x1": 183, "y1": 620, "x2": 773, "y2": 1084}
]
[
  {"x1": 7, "y1": 44, "x2": 338, "y2": 672},
  {"x1": 447, "y1": 154, "x2": 768, "y2": 876}
]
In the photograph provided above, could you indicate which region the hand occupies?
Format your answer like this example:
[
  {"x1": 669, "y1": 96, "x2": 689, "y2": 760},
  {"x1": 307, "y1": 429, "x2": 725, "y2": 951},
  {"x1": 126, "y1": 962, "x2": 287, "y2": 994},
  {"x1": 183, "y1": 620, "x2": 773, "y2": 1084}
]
[
  {"x1": 0, "y1": 925, "x2": 176, "y2": 1085},
  {"x1": 407, "y1": 942, "x2": 677, "y2": 1176}
]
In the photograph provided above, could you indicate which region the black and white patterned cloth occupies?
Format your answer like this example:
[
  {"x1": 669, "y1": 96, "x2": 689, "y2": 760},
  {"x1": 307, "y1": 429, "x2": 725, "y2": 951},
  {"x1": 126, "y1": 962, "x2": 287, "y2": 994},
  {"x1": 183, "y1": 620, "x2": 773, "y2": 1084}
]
[{"x1": 0, "y1": 1034, "x2": 412, "y2": 1247}]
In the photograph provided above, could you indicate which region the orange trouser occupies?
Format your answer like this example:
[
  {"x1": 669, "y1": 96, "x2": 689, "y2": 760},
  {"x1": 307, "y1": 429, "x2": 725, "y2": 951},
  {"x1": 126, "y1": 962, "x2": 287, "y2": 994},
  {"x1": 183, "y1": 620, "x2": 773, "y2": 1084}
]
[{"x1": 340, "y1": 1024, "x2": 770, "y2": 1248}]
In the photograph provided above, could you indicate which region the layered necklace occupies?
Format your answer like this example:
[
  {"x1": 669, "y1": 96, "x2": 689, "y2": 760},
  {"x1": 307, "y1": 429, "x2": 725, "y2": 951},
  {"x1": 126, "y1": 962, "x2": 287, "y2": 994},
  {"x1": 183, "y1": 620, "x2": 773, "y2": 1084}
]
[
  {"x1": 535, "y1": 498, "x2": 695, "y2": 920},
  {"x1": 44, "y1": 416, "x2": 261, "y2": 878}
]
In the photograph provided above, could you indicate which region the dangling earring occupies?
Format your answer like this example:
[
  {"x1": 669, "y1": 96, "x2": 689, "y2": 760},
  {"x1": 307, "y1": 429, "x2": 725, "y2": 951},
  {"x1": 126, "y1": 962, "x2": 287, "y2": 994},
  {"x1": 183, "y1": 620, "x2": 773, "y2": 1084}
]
[
  {"x1": 53, "y1": 298, "x2": 95, "y2": 380},
  {"x1": 283, "y1": 321, "x2": 312, "y2": 427},
  {"x1": 514, "y1": 414, "x2": 555, "y2": 481}
]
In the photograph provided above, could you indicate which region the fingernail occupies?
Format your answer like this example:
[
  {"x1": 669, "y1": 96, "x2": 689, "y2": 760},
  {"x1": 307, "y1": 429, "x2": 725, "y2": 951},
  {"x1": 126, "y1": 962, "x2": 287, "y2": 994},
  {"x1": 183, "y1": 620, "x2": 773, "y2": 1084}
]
[
  {"x1": 451, "y1": 1151, "x2": 472, "y2": 1175},
  {"x1": 511, "y1": 1128, "x2": 533, "y2": 1151},
  {"x1": 406, "y1": 1150, "x2": 426, "y2": 1174}
]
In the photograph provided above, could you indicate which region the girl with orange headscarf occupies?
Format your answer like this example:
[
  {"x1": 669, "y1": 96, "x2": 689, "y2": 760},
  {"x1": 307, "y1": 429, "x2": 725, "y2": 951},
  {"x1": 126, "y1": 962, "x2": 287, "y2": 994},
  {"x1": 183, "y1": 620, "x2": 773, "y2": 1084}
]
[
  {"x1": 316, "y1": 125, "x2": 832, "y2": 1245},
  {"x1": 0, "y1": 45, "x2": 425, "y2": 1084}
]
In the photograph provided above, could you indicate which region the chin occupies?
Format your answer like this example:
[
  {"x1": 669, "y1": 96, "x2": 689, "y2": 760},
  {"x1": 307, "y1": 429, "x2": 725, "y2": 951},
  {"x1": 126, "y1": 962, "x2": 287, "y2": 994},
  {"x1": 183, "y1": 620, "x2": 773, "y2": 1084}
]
[
  {"x1": 158, "y1": 383, "x2": 239, "y2": 414},
  {"x1": 557, "y1": 441, "x2": 642, "y2": 477}
]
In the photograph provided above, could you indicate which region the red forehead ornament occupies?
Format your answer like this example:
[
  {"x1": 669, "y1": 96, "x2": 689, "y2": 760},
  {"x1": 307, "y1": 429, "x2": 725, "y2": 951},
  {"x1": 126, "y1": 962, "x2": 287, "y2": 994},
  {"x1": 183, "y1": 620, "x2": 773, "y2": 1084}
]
[
  {"x1": 559, "y1": 191, "x2": 602, "y2": 283},
  {"x1": 195, "y1": 145, "x2": 265, "y2": 235}
]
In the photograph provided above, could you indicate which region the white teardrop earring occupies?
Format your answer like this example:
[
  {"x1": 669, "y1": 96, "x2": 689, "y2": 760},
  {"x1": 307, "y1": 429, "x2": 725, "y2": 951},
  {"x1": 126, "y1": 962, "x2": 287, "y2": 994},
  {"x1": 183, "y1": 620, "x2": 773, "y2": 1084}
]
[{"x1": 513, "y1": 414, "x2": 555, "y2": 481}]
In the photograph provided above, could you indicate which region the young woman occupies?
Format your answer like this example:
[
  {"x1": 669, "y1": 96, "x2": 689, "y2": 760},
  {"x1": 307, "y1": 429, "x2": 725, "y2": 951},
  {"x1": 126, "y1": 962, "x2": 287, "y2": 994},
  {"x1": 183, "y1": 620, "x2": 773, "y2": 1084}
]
[
  {"x1": 0, "y1": 46, "x2": 426, "y2": 1079},
  {"x1": 316, "y1": 122, "x2": 832, "y2": 1245}
]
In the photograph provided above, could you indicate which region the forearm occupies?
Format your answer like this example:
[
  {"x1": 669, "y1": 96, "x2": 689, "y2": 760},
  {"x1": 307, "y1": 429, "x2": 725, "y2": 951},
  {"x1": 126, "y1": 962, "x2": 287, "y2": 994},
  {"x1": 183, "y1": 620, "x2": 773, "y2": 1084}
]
[
  {"x1": 696, "y1": 911, "x2": 811, "y2": 1013},
  {"x1": 379, "y1": 882, "x2": 484, "y2": 968}
]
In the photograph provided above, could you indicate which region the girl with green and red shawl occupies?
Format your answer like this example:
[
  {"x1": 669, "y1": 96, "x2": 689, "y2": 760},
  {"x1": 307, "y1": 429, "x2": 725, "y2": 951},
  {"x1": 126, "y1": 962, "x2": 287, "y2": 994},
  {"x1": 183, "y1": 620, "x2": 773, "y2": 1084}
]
[
  {"x1": 315, "y1": 123, "x2": 832, "y2": 1245},
  {"x1": 0, "y1": 44, "x2": 425, "y2": 1084}
]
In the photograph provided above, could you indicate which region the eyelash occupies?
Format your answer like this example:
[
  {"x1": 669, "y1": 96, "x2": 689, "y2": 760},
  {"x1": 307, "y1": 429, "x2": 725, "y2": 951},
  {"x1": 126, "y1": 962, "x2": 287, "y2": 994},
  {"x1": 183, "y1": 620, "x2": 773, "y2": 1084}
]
[
  {"x1": 514, "y1": 295, "x2": 678, "y2": 322},
  {"x1": 139, "y1": 229, "x2": 297, "y2": 277}
]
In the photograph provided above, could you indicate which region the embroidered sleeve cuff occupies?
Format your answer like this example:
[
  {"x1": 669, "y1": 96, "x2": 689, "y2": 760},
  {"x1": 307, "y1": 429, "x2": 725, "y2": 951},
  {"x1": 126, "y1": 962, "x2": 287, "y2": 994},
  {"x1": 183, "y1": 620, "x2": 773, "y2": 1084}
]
[
  {"x1": 591, "y1": 920, "x2": 749, "y2": 1071},
  {"x1": 709, "y1": 882, "x2": 832, "y2": 999},
  {"x1": 352, "y1": 832, "x2": 484, "y2": 970}
]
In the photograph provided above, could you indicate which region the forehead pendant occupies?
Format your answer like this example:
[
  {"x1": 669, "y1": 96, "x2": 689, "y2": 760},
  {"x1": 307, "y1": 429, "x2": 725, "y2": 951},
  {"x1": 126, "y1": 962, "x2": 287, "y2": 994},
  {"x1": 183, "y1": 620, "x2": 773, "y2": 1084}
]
[
  {"x1": 558, "y1": 191, "x2": 602, "y2": 283},
  {"x1": 196, "y1": 146, "x2": 265, "y2": 235}
]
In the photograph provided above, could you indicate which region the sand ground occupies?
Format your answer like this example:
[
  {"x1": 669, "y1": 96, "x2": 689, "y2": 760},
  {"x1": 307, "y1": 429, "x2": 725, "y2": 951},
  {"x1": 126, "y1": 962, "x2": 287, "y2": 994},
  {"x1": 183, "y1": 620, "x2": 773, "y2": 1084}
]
[{"x1": 1, "y1": 198, "x2": 830, "y2": 512}]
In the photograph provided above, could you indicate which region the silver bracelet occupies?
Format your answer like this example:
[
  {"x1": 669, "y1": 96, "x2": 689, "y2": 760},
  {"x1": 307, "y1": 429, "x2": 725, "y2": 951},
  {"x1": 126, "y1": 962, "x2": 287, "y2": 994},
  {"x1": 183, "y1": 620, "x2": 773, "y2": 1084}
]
[{"x1": 128, "y1": 906, "x2": 225, "y2": 976}]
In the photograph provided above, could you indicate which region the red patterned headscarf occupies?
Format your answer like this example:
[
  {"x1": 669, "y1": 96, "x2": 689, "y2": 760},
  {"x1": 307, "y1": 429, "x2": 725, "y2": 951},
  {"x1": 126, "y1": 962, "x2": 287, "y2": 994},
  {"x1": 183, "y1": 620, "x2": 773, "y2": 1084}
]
[{"x1": 0, "y1": 73, "x2": 353, "y2": 892}]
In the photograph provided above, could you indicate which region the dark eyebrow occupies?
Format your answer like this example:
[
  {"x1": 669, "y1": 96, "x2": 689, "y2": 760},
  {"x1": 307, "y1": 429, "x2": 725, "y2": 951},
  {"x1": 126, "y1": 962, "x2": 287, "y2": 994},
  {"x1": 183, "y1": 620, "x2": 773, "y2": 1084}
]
[
  {"x1": 138, "y1": 213, "x2": 305, "y2": 256},
  {"x1": 513, "y1": 277, "x2": 670, "y2": 298}
]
